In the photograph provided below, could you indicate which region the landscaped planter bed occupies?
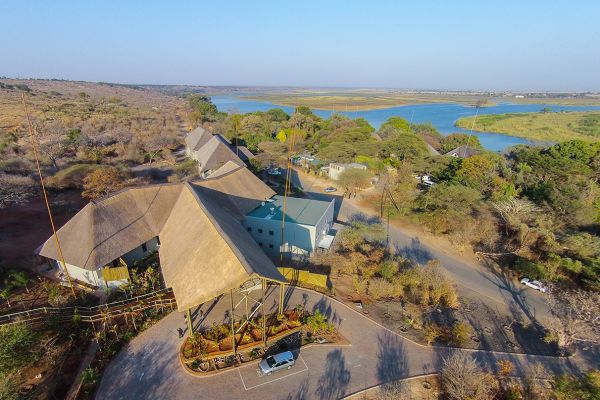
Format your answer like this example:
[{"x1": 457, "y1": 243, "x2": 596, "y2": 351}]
[{"x1": 179, "y1": 307, "x2": 343, "y2": 374}]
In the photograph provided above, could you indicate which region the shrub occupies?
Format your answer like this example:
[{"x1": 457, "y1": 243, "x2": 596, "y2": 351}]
[
  {"x1": 450, "y1": 322, "x2": 471, "y2": 346},
  {"x1": 513, "y1": 258, "x2": 545, "y2": 280},
  {"x1": 368, "y1": 278, "x2": 398, "y2": 300},
  {"x1": 498, "y1": 360, "x2": 515, "y2": 377},
  {"x1": 0, "y1": 324, "x2": 40, "y2": 373},
  {"x1": 377, "y1": 261, "x2": 399, "y2": 281},
  {"x1": 423, "y1": 323, "x2": 442, "y2": 345},
  {"x1": 304, "y1": 310, "x2": 333, "y2": 333},
  {"x1": 441, "y1": 352, "x2": 497, "y2": 400},
  {"x1": 553, "y1": 369, "x2": 600, "y2": 400},
  {"x1": 82, "y1": 166, "x2": 130, "y2": 200},
  {"x1": 81, "y1": 367, "x2": 100, "y2": 385}
]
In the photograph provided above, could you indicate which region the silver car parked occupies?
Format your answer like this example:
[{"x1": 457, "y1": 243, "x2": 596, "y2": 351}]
[{"x1": 258, "y1": 351, "x2": 295, "y2": 376}]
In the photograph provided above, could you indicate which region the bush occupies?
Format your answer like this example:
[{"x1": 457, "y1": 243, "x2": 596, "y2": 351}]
[
  {"x1": 368, "y1": 278, "x2": 399, "y2": 300},
  {"x1": 553, "y1": 369, "x2": 600, "y2": 400},
  {"x1": 304, "y1": 310, "x2": 333, "y2": 334},
  {"x1": 424, "y1": 323, "x2": 442, "y2": 345},
  {"x1": 450, "y1": 322, "x2": 471, "y2": 346},
  {"x1": 513, "y1": 258, "x2": 546, "y2": 280},
  {"x1": 377, "y1": 261, "x2": 399, "y2": 281},
  {"x1": 0, "y1": 324, "x2": 40, "y2": 373},
  {"x1": 81, "y1": 367, "x2": 100, "y2": 385}
]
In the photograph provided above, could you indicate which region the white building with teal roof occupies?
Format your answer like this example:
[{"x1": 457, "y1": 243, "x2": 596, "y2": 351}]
[{"x1": 243, "y1": 195, "x2": 335, "y2": 256}]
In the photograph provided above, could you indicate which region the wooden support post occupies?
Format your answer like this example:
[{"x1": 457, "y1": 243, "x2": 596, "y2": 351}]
[
  {"x1": 186, "y1": 308, "x2": 193, "y2": 335},
  {"x1": 278, "y1": 283, "x2": 285, "y2": 315},
  {"x1": 261, "y1": 279, "x2": 267, "y2": 348},
  {"x1": 230, "y1": 290, "x2": 237, "y2": 355}
]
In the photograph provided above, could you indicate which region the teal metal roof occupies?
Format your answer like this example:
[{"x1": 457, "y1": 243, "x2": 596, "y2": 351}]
[{"x1": 246, "y1": 195, "x2": 331, "y2": 226}]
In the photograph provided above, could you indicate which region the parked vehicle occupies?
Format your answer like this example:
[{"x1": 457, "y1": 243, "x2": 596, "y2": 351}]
[
  {"x1": 258, "y1": 351, "x2": 295, "y2": 376},
  {"x1": 324, "y1": 187, "x2": 337, "y2": 193},
  {"x1": 520, "y1": 278, "x2": 547, "y2": 293},
  {"x1": 267, "y1": 168, "x2": 281, "y2": 176}
]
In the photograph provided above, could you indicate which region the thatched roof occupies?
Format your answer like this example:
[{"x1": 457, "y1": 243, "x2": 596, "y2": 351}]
[
  {"x1": 185, "y1": 126, "x2": 213, "y2": 151},
  {"x1": 195, "y1": 162, "x2": 275, "y2": 218},
  {"x1": 444, "y1": 145, "x2": 481, "y2": 158},
  {"x1": 37, "y1": 184, "x2": 183, "y2": 271},
  {"x1": 195, "y1": 136, "x2": 245, "y2": 173},
  {"x1": 159, "y1": 182, "x2": 284, "y2": 311},
  {"x1": 233, "y1": 146, "x2": 255, "y2": 162},
  {"x1": 37, "y1": 168, "x2": 285, "y2": 311}
]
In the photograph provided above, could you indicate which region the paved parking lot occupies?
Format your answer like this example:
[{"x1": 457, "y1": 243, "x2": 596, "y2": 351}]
[
  {"x1": 238, "y1": 354, "x2": 309, "y2": 391},
  {"x1": 96, "y1": 286, "x2": 586, "y2": 400}
]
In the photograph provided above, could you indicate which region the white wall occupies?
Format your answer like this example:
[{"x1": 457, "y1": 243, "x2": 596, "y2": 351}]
[
  {"x1": 328, "y1": 163, "x2": 346, "y2": 180},
  {"x1": 313, "y1": 200, "x2": 335, "y2": 247},
  {"x1": 120, "y1": 237, "x2": 159, "y2": 266},
  {"x1": 243, "y1": 217, "x2": 314, "y2": 255},
  {"x1": 56, "y1": 261, "x2": 101, "y2": 287},
  {"x1": 53, "y1": 237, "x2": 159, "y2": 288}
]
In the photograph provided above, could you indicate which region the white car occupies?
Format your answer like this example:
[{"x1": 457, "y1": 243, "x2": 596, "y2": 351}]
[
  {"x1": 324, "y1": 187, "x2": 337, "y2": 193},
  {"x1": 520, "y1": 278, "x2": 547, "y2": 293},
  {"x1": 267, "y1": 168, "x2": 281, "y2": 176},
  {"x1": 258, "y1": 351, "x2": 295, "y2": 376}
]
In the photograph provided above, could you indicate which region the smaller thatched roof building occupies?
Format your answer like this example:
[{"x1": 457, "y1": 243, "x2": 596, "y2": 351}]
[
  {"x1": 194, "y1": 136, "x2": 245, "y2": 173},
  {"x1": 444, "y1": 145, "x2": 481, "y2": 159},
  {"x1": 185, "y1": 126, "x2": 213, "y2": 152}
]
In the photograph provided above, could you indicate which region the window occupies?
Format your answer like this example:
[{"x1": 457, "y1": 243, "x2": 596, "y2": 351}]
[
  {"x1": 247, "y1": 227, "x2": 252, "y2": 232},
  {"x1": 269, "y1": 244, "x2": 274, "y2": 249},
  {"x1": 259, "y1": 242, "x2": 263, "y2": 247},
  {"x1": 142, "y1": 243, "x2": 147, "y2": 252},
  {"x1": 269, "y1": 230, "x2": 274, "y2": 236},
  {"x1": 258, "y1": 228, "x2": 263, "y2": 234}
]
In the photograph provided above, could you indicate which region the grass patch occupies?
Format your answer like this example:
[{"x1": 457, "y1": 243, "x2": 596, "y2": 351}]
[
  {"x1": 47, "y1": 163, "x2": 101, "y2": 189},
  {"x1": 455, "y1": 111, "x2": 600, "y2": 142}
]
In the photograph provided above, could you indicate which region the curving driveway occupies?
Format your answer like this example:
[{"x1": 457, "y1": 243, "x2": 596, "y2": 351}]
[
  {"x1": 287, "y1": 169, "x2": 551, "y2": 323},
  {"x1": 96, "y1": 286, "x2": 585, "y2": 400}
]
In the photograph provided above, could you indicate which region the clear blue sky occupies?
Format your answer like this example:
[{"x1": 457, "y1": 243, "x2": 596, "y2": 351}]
[{"x1": 1, "y1": 0, "x2": 599, "y2": 91}]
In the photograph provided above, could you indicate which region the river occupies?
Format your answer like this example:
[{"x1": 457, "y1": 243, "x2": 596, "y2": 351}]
[{"x1": 211, "y1": 95, "x2": 600, "y2": 152}]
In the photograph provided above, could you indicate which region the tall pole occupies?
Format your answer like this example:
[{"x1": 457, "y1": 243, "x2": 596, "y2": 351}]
[
  {"x1": 278, "y1": 283, "x2": 284, "y2": 315},
  {"x1": 261, "y1": 279, "x2": 267, "y2": 348},
  {"x1": 21, "y1": 93, "x2": 76, "y2": 298},
  {"x1": 186, "y1": 308, "x2": 193, "y2": 334},
  {"x1": 230, "y1": 289, "x2": 237, "y2": 355},
  {"x1": 279, "y1": 133, "x2": 296, "y2": 268}
]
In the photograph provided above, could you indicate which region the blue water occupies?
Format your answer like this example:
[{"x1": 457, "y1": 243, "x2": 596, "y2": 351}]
[{"x1": 212, "y1": 95, "x2": 600, "y2": 152}]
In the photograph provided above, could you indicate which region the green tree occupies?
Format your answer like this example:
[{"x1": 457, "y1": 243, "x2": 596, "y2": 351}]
[
  {"x1": 440, "y1": 133, "x2": 482, "y2": 153},
  {"x1": 381, "y1": 116, "x2": 410, "y2": 132},
  {"x1": 337, "y1": 168, "x2": 372, "y2": 195},
  {"x1": 380, "y1": 132, "x2": 429, "y2": 163}
]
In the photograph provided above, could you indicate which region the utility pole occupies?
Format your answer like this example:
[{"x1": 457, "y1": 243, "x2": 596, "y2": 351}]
[{"x1": 22, "y1": 93, "x2": 76, "y2": 298}]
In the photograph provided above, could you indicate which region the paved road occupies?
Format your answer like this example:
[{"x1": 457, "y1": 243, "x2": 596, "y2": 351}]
[
  {"x1": 287, "y1": 169, "x2": 551, "y2": 323},
  {"x1": 96, "y1": 287, "x2": 580, "y2": 400}
]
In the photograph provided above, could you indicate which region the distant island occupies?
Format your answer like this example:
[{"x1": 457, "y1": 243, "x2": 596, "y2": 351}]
[
  {"x1": 455, "y1": 110, "x2": 600, "y2": 142},
  {"x1": 241, "y1": 89, "x2": 600, "y2": 111}
]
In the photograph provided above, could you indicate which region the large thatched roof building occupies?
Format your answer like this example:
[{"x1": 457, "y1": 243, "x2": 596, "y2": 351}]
[{"x1": 37, "y1": 163, "x2": 284, "y2": 311}]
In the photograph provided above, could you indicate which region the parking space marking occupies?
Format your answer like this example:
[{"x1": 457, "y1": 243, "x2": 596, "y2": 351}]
[{"x1": 238, "y1": 355, "x2": 309, "y2": 391}]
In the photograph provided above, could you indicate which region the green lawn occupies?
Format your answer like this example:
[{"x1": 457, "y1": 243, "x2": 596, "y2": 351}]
[{"x1": 455, "y1": 111, "x2": 600, "y2": 142}]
